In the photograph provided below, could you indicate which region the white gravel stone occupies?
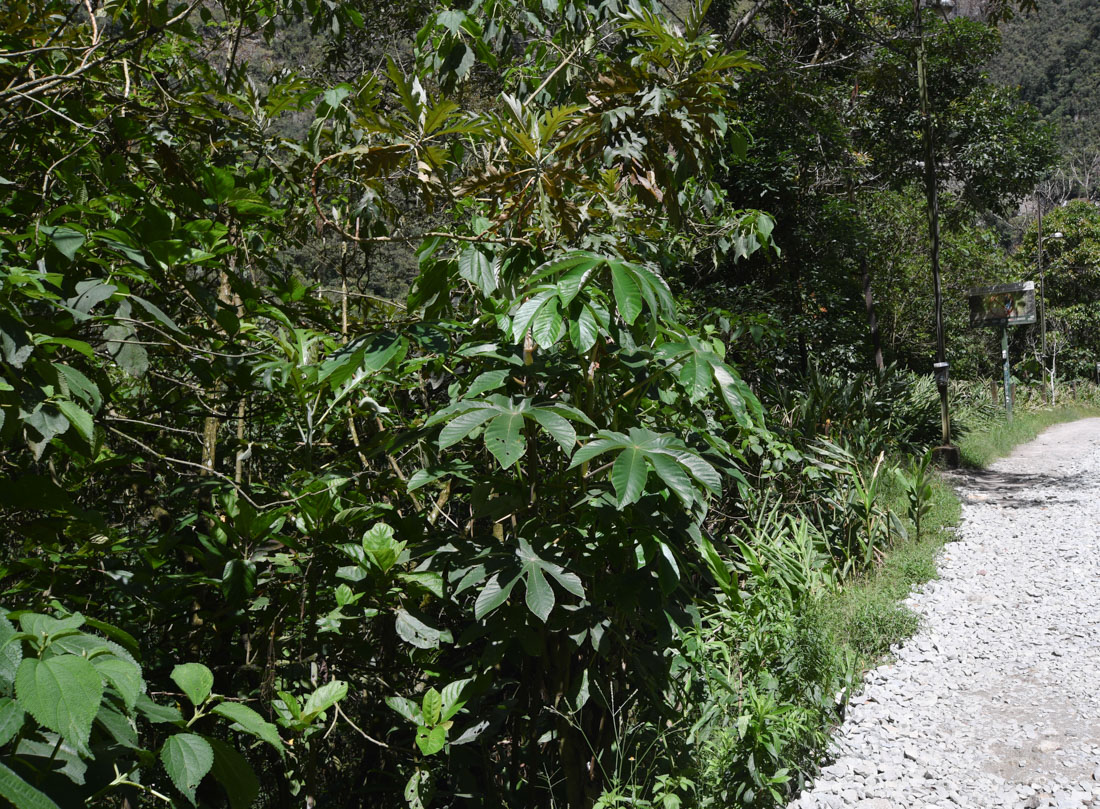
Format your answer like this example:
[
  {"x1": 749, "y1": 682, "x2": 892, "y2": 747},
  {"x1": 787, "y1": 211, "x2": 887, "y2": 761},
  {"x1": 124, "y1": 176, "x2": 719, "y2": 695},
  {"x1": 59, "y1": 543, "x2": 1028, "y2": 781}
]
[{"x1": 787, "y1": 419, "x2": 1100, "y2": 809}]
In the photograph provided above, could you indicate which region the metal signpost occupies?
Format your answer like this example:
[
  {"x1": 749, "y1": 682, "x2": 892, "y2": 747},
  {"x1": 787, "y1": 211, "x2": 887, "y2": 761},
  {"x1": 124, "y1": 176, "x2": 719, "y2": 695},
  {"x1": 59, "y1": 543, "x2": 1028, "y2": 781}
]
[{"x1": 968, "y1": 281, "x2": 1037, "y2": 420}]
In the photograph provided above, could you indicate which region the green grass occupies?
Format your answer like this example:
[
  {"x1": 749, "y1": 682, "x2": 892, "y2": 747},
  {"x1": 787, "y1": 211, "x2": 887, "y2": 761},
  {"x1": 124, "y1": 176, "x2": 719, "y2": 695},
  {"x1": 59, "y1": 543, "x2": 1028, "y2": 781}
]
[
  {"x1": 821, "y1": 402, "x2": 1100, "y2": 675},
  {"x1": 818, "y1": 473, "x2": 959, "y2": 670},
  {"x1": 957, "y1": 403, "x2": 1100, "y2": 468}
]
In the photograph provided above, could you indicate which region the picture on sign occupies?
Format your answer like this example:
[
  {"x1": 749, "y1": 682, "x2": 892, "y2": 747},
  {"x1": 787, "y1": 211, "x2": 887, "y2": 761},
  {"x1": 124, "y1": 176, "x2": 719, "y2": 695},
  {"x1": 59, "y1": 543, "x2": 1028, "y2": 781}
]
[{"x1": 968, "y1": 282, "x2": 1037, "y2": 327}]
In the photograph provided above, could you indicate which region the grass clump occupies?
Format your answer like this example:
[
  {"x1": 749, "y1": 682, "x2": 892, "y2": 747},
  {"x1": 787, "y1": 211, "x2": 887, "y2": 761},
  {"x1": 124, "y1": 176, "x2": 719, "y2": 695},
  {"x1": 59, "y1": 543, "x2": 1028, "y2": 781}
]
[
  {"x1": 819, "y1": 472, "x2": 959, "y2": 670},
  {"x1": 957, "y1": 403, "x2": 1100, "y2": 467}
]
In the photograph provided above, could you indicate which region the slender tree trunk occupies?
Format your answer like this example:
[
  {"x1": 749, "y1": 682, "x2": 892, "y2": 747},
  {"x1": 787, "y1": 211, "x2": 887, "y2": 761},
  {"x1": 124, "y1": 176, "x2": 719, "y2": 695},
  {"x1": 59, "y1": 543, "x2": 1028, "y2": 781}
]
[{"x1": 862, "y1": 257, "x2": 884, "y2": 372}]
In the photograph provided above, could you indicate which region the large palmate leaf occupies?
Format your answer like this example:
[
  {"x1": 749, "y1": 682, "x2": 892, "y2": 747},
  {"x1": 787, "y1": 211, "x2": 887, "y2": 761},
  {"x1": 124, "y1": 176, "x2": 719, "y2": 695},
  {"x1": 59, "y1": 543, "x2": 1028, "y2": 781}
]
[
  {"x1": 656, "y1": 336, "x2": 763, "y2": 426},
  {"x1": 510, "y1": 252, "x2": 675, "y2": 348},
  {"x1": 431, "y1": 395, "x2": 594, "y2": 469},
  {"x1": 472, "y1": 539, "x2": 585, "y2": 623},
  {"x1": 569, "y1": 427, "x2": 721, "y2": 508}
]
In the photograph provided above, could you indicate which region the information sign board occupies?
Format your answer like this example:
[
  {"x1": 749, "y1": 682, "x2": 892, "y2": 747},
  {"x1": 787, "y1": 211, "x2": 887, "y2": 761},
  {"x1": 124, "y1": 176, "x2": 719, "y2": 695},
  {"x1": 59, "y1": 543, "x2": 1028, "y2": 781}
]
[{"x1": 968, "y1": 282, "x2": 1037, "y2": 327}]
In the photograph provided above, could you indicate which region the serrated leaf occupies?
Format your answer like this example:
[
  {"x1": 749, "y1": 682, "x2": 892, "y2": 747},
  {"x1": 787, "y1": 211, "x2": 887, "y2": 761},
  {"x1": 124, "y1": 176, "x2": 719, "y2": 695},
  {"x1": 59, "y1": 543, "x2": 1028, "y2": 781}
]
[
  {"x1": 212, "y1": 702, "x2": 284, "y2": 754},
  {"x1": 523, "y1": 565, "x2": 555, "y2": 622},
  {"x1": 0, "y1": 761, "x2": 61, "y2": 809},
  {"x1": 0, "y1": 615, "x2": 22, "y2": 691},
  {"x1": 207, "y1": 736, "x2": 260, "y2": 809},
  {"x1": 171, "y1": 663, "x2": 213, "y2": 707},
  {"x1": 160, "y1": 733, "x2": 214, "y2": 805},
  {"x1": 483, "y1": 411, "x2": 525, "y2": 468},
  {"x1": 0, "y1": 698, "x2": 24, "y2": 746},
  {"x1": 302, "y1": 680, "x2": 347, "y2": 719},
  {"x1": 92, "y1": 655, "x2": 142, "y2": 710},
  {"x1": 135, "y1": 693, "x2": 183, "y2": 724},
  {"x1": 610, "y1": 445, "x2": 648, "y2": 507},
  {"x1": 474, "y1": 573, "x2": 519, "y2": 619},
  {"x1": 15, "y1": 656, "x2": 101, "y2": 756}
]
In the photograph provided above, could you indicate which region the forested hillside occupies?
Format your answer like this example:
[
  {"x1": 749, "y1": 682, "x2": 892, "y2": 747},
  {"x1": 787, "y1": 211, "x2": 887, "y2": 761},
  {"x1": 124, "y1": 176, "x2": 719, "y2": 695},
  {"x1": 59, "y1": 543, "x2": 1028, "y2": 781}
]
[
  {"x1": 0, "y1": 0, "x2": 1071, "y2": 807},
  {"x1": 990, "y1": 0, "x2": 1100, "y2": 199}
]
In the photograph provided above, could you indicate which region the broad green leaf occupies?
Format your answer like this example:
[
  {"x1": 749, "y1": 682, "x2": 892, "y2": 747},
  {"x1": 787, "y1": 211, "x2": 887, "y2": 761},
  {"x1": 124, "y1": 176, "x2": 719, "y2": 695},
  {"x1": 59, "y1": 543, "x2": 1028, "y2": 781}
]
[
  {"x1": 466, "y1": 370, "x2": 509, "y2": 398},
  {"x1": 46, "y1": 227, "x2": 85, "y2": 261},
  {"x1": 648, "y1": 452, "x2": 696, "y2": 507},
  {"x1": 15, "y1": 656, "x2": 101, "y2": 756},
  {"x1": 212, "y1": 702, "x2": 284, "y2": 754},
  {"x1": 678, "y1": 354, "x2": 712, "y2": 402},
  {"x1": 135, "y1": 693, "x2": 183, "y2": 724},
  {"x1": 53, "y1": 364, "x2": 101, "y2": 412},
  {"x1": 0, "y1": 615, "x2": 22, "y2": 690},
  {"x1": 438, "y1": 408, "x2": 496, "y2": 449},
  {"x1": 397, "y1": 571, "x2": 444, "y2": 598},
  {"x1": 524, "y1": 565, "x2": 555, "y2": 622},
  {"x1": 0, "y1": 698, "x2": 24, "y2": 746},
  {"x1": 19, "y1": 613, "x2": 84, "y2": 638},
  {"x1": 510, "y1": 291, "x2": 555, "y2": 342},
  {"x1": 474, "y1": 573, "x2": 520, "y2": 619},
  {"x1": 567, "y1": 437, "x2": 620, "y2": 468},
  {"x1": 530, "y1": 296, "x2": 565, "y2": 348},
  {"x1": 160, "y1": 733, "x2": 214, "y2": 805},
  {"x1": 385, "y1": 696, "x2": 418, "y2": 723},
  {"x1": 569, "y1": 304, "x2": 599, "y2": 353},
  {"x1": 421, "y1": 688, "x2": 442, "y2": 726},
  {"x1": 610, "y1": 445, "x2": 648, "y2": 507},
  {"x1": 555, "y1": 259, "x2": 602, "y2": 305},
  {"x1": 362, "y1": 523, "x2": 405, "y2": 573},
  {"x1": 483, "y1": 411, "x2": 526, "y2": 468},
  {"x1": 0, "y1": 761, "x2": 61, "y2": 809},
  {"x1": 542, "y1": 562, "x2": 585, "y2": 598},
  {"x1": 670, "y1": 451, "x2": 721, "y2": 495},
  {"x1": 395, "y1": 610, "x2": 446, "y2": 649},
  {"x1": 458, "y1": 245, "x2": 496, "y2": 295},
  {"x1": 527, "y1": 408, "x2": 576, "y2": 455},
  {"x1": 609, "y1": 264, "x2": 643, "y2": 325},
  {"x1": 302, "y1": 680, "x2": 348, "y2": 719},
  {"x1": 439, "y1": 679, "x2": 471, "y2": 721},
  {"x1": 94, "y1": 702, "x2": 139, "y2": 750},
  {"x1": 92, "y1": 655, "x2": 142, "y2": 710},
  {"x1": 207, "y1": 736, "x2": 260, "y2": 809},
  {"x1": 415, "y1": 724, "x2": 446, "y2": 756},
  {"x1": 55, "y1": 401, "x2": 94, "y2": 445},
  {"x1": 171, "y1": 663, "x2": 214, "y2": 707}
]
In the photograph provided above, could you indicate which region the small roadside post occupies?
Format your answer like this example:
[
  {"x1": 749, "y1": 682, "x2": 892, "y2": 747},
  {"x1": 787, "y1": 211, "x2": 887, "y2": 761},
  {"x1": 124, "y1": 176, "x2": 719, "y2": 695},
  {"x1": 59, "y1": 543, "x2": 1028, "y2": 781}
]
[{"x1": 969, "y1": 282, "x2": 1038, "y2": 422}]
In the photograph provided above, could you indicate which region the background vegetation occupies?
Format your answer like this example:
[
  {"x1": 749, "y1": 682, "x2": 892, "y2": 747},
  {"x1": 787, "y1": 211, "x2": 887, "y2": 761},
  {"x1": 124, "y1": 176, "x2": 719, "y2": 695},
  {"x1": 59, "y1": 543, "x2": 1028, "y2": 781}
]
[{"x1": 0, "y1": 0, "x2": 1089, "y2": 806}]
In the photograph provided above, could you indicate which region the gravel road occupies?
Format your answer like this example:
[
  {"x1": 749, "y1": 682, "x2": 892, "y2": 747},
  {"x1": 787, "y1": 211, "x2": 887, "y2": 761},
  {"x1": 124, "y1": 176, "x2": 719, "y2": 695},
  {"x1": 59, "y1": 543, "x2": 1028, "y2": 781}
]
[{"x1": 790, "y1": 418, "x2": 1100, "y2": 809}]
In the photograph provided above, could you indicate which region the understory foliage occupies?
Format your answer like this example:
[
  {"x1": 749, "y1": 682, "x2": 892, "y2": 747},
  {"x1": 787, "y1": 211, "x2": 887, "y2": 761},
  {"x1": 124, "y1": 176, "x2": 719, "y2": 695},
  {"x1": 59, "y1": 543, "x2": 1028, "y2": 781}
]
[{"x1": 0, "y1": 0, "x2": 1058, "y2": 806}]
